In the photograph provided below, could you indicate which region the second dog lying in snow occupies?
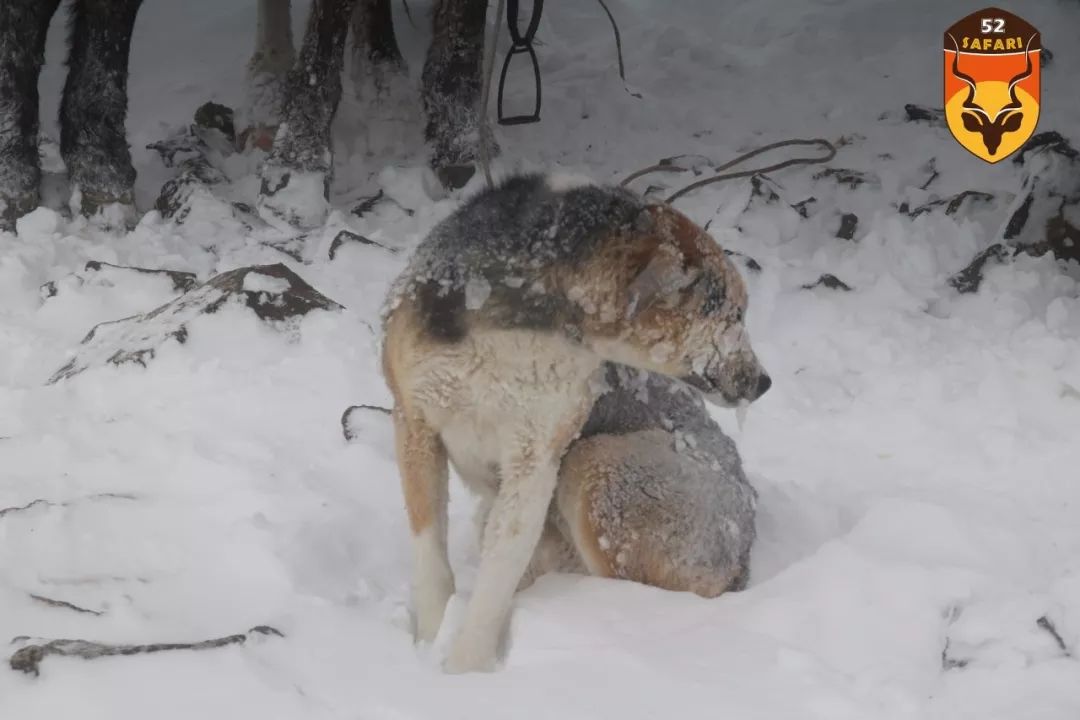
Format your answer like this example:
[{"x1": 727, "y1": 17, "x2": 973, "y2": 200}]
[{"x1": 381, "y1": 173, "x2": 770, "y2": 673}]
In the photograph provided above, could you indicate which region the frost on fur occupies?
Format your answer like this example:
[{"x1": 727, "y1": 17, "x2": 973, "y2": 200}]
[
  {"x1": 573, "y1": 364, "x2": 757, "y2": 592},
  {"x1": 383, "y1": 174, "x2": 641, "y2": 327}
]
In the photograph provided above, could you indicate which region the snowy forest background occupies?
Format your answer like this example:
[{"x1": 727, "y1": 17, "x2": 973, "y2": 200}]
[{"x1": 2, "y1": 0, "x2": 1080, "y2": 718}]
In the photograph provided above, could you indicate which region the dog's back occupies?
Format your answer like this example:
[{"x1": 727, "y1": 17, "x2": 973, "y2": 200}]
[{"x1": 384, "y1": 173, "x2": 645, "y2": 343}]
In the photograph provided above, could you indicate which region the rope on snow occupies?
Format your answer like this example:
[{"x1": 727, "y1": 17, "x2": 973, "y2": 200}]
[{"x1": 620, "y1": 138, "x2": 837, "y2": 203}]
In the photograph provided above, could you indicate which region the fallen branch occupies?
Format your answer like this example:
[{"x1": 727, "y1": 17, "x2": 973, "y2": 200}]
[
  {"x1": 10, "y1": 626, "x2": 284, "y2": 677},
  {"x1": 948, "y1": 245, "x2": 1011, "y2": 294}
]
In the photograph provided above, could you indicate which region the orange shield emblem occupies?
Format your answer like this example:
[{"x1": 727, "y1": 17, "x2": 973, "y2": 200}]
[{"x1": 944, "y1": 8, "x2": 1040, "y2": 163}]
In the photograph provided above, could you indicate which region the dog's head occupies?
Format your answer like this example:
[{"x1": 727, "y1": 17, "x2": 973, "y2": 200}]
[{"x1": 579, "y1": 204, "x2": 770, "y2": 407}]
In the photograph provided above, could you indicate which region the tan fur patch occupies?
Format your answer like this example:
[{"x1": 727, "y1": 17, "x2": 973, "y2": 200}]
[
  {"x1": 392, "y1": 407, "x2": 449, "y2": 534},
  {"x1": 556, "y1": 440, "x2": 617, "y2": 578},
  {"x1": 383, "y1": 301, "x2": 452, "y2": 535},
  {"x1": 643, "y1": 203, "x2": 711, "y2": 266}
]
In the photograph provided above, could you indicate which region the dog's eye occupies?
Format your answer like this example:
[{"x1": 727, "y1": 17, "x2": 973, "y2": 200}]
[
  {"x1": 694, "y1": 273, "x2": 726, "y2": 316},
  {"x1": 733, "y1": 307, "x2": 744, "y2": 322}
]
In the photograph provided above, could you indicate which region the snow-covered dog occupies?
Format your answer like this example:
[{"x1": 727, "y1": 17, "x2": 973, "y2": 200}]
[{"x1": 381, "y1": 173, "x2": 770, "y2": 673}]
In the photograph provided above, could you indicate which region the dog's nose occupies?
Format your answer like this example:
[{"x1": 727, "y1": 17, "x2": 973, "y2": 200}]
[{"x1": 755, "y1": 373, "x2": 772, "y2": 398}]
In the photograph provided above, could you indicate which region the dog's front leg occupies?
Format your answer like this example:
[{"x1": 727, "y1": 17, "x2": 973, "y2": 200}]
[
  {"x1": 444, "y1": 439, "x2": 559, "y2": 673},
  {"x1": 393, "y1": 407, "x2": 454, "y2": 643}
]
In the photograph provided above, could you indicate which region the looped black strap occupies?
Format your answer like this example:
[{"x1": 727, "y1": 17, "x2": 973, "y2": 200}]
[{"x1": 497, "y1": 0, "x2": 543, "y2": 125}]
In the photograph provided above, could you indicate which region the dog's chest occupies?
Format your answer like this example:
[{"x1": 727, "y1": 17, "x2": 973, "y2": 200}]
[{"x1": 419, "y1": 330, "x2": 602, "y2": 493}]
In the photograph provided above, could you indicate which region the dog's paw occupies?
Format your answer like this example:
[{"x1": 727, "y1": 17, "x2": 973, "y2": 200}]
[
  {"x1": 415, "y1": 607, "x2": 447, "y2": 645},
  {"x1": 443, "y1": 638, "x2": 498, "y2": 674},
  {"x1": 414, "y1": 577, "x2": 455, "y2": 644}
]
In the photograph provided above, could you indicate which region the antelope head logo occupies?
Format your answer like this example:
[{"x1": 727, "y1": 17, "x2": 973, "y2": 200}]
[{"x1": 948, "y1": 32, "x2": 1035, "y2": 156}]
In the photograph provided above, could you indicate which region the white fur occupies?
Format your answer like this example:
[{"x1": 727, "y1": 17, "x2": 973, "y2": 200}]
[
  {"x1": 413, "y1": 525, "x2": 455, "y2": 643},
  {"x1": 544, "y1": 172, "x2": 597, "y2": 192},
  {"x1": 410, "y1": 329, "x2": 603, "y2": 672}
]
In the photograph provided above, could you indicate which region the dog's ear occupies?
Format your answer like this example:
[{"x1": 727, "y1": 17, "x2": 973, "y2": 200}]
[{"x1": 626, "y1": 245, "x2": 701, "y2": 319}]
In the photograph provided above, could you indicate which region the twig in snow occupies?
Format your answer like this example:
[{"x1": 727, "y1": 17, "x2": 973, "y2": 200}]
[
  {"x1": 941, "y1": 638, "x2": 969, "y2": 670},
  {"x1": 1037, "y1": 615, "x2": 1070, "y2": 655},
  {"x1": 342, "y1": 404, "x2": 393, "y2": 441},
  {"x1": 0, "y1": 493, "x2": 137, "y2": 521},
  {"x1": 329, "y1": 230, "x2": 396, "y2": 260},
  {"x1": 9, "y1": 626, "x2": 284, "y2": 677},
  {"x1": 29, "y1": 594, "x2": 104, "y2": 616},
  {"x1": 0, "y1": 499, "x2": 54, "y2": 519}
]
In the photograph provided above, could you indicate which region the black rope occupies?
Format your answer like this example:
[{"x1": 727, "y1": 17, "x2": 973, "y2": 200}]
[
  {"x1": 595, "y1": 0, "x2": 625, "y2": 82},
  {"x1": 497, "y1": 0, "x2": 544, "y2": 125}
]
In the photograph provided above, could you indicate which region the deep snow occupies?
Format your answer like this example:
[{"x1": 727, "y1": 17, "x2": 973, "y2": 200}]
[{"x1": 3, "y1": 0, "x2": 1080, "y2": 718}]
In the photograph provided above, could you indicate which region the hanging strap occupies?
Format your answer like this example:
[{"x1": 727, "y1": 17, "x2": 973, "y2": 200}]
[{"x1": 497, "y1": 0, "x2": 544, "y2": 125}]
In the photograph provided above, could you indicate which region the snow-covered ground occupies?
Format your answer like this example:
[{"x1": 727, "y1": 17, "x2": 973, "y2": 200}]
[{"x1": 3, "y1": 0, "x2": 1080, "y2": 717}]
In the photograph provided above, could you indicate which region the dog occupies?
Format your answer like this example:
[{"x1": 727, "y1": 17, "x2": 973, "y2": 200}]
[
  {"x1": 517, "y1": 362, "x2": 758, "y2": 597},
  {"x1": 381, "y1": 173, "x2": 770, "y2": 673}
]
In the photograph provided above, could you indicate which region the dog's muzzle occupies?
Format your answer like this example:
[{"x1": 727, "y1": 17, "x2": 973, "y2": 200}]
[{"x1": 682, "y1": 369, "x2": 771, "y2": 407}]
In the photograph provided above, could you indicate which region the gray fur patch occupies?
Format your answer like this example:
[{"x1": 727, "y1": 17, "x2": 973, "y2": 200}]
[{"x1": 386, "y1": 173, "x2": 647, "y2": 338}]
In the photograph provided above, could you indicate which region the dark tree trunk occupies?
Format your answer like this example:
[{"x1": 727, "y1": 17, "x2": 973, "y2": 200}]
[
  {"x1": 241, "y1": 0, "x2": 295, "y2": 150},
  {"x1": 259, "y1": 0, "x2": 355, "y2": 229},
  {"x1": 0, "y1": 0, "x2": 61, "y2": 230},
  {"x1": 350, "y1": 0, "x2": 407, "y2": 100},
  {"x1": 60, "y1": 0, "x2": 143, "y2": 223},
  {"x1": 422, "y1": 0, "x2": 493, "y2": 190}
]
